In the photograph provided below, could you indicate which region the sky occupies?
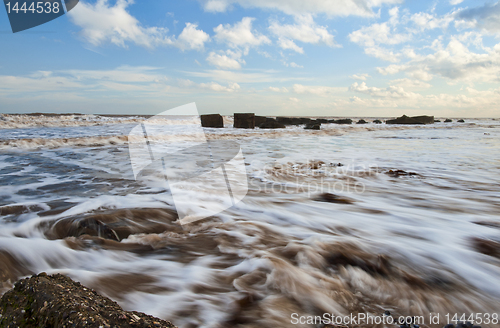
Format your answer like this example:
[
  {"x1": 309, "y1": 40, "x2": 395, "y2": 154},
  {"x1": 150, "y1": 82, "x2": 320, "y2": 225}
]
[{"x1": 1, "y1": 0, "x2": 500, "y2": 117}]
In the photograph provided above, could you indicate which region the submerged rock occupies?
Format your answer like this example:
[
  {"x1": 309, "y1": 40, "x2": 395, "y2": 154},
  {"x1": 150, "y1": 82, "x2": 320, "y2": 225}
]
[
  {"x1": 373, "y1": 119, "x2": 382, "y2": 124},
  {"x1": 445, "y1": 119, "x2": 452, "y2": 123},
  {"x1": 200, "y1": 114, "x2": 223, "y2": 128},
  {"x1": 356, "y1": 119, "x2": 368, "y2": 124},
  {"x1": 0, "y1": 272, "x2": 177, "y2": 328},
  {"x1": 457, "y1": 119, "x2": 465, "y2": 123}
]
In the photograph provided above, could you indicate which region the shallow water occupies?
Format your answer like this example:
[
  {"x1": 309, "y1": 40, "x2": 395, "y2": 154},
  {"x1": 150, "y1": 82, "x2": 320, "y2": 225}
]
[{"x1": 0, "y1": 115, "x2": 499, "y2": 327}]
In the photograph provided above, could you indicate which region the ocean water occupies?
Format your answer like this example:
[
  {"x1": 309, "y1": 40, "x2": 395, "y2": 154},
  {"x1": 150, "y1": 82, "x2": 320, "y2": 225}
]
[{"x1": 0, "y1": 114, "x2": 499, "y2": 328}]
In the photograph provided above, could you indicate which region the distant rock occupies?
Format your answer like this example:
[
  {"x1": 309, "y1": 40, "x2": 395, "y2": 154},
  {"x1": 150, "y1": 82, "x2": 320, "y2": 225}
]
[
  {"x1": 434, "y1": 120, "x2": 441, "y2": 122},
  {"x1": 259, "y1": 118, "x2": 286, "y2": 129},
  {"x1": 201, "y1": 114, "x2": 224, "y2": 128},
  {"x1": 316, "y1": 119, "x2": 328, "y2": 123},
  {"x1": 457, "y1": 119, "x2": 465, "y2": 123},
  {"x1": 234, "y1": 113, "x2": 255, "y2": 129},
  {"x1": 255, "y1": 116, "x2": 267, "y2": 127},
  {"x1": 373, "y1": 120, "x2": 382, "y2": 124},
  {"x1": 356, "y1": 119, "x2": 368, "y2": 124},
  {"x1": 333, "y1": 119, "x2": 353, "y2": 124},
  {"x1": 304, "y1": 123, "x2": 321, "y2": 130},
  {"x1": 0, "y1": 114, "x2": 6, "y2": 121},
  {"x1": 444, "y1": 119, "x2": 452, "y2": 123},
  {"x1": 0, "y1": 273, "x2": 177, "y2": 328},
  {"x1": 386, "y1": 115, "x2": 434, "y2": 125}
]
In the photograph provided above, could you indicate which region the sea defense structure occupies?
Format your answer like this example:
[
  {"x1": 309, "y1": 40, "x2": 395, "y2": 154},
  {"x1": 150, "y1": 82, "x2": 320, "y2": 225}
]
[
  {"x1": 255, "y1": 116, "x2": 267, "y2": 127},
  {"x1": 201, "y1": 114, "x2": 224, "y2": 128},
  {"x1": 259, "y1": 118, "x2": 286, "y2": 129},
  {"x1": 276, "y1": 117, "x2": 312, "y2": 125},
  {"x1": 234, "y1": 113, "x2": 255, "y2": 129},
  {"x1": 386, "y1": 115, "x2": 434, "y2": 124}
]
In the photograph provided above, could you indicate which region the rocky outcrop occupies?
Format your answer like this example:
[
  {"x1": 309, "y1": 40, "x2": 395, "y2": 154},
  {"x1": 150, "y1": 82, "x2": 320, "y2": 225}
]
[
  {"x1": 444, "y1": 119, "x2": 452, "y2": 123},
  {"x1": 356, "y1": 119, "x2": 368, "y2": 124},
  {"x1": 234, "y1": 113, "x2": 255, "y2": 129},
  {"x1": 200, "y1": 114, "x2": 224, "y2": 128},
  {"x1": 434, "y1": 120, "x2": 441, "y2": 122},
  {"x1": 457, "y1": 119, "x2": 465, "y2": 123},
  {"x1": 259, "y1": 118, "x2": 286, "y2": 129},
  {"x1": 386, "y1": 115, "x2": 434, "y2": 125},
  {"x1": 332, "y1": 119, "x2": 352, "y2": 124},
  {"x1": 0, "y1": 273, "x2": 177, "y2": 328},
  {"x1": 373, "y1": 120, "x2": 382, "y2": 124},
  {"x1": 254, "y1": 116, "x2": 267, "y2": 127}
]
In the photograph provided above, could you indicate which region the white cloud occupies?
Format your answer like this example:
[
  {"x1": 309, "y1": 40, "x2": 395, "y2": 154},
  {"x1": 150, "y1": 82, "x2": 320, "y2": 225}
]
[
  {"x1": 293, "y1": 84, "x2": 346, "y2": 96},
  {"x1": 377, "y1": 38, "x2": 500, "y2": 83},
  {"x1": 206, "y1": 50, "x2": 245, "y2": 69},
  {"x1": 411, "y1": 12, "x2": 454, "y2": 31},
  {"x1": 199, "y1": 82, "x2": 241, "y2": 92},
  {"x1": 176, "y1": 23, "x2": 210, "y2": 51},
  {"x1": 364, "y1": 46, "x2": 401, "y2": 62},
  {"x1": 290, "y1": 62, "x2": 303, "y2": 68},
  {"x1": 349, "y1": 22, "x2": 411, "y2": 47},
  {"x1": 69, "y1": 0, "x2": 209, "y2": 50},
  {"x1": 456, "y1": 2, "x2": 500, "y2": 34},
  {"x1": 350, "y1": 73, "x2": 370, "y2": 80},
  {"x1": 277, "y1": 38, "x2": 304, "y2": 54},
  {"x1": 349, "y1": 82, "x2": 420, "y2": 99},
  {"x1": 450, "y1": 0, "x2": 464, "y2": 5},
  {"x1": 69, "y1": 0, "x2": 172, "y2": 48},
  {"x1": 289, "y1": 97, "x2": 300, "y2": 102},
  {"x1": 199, "y1": 0, "x2": 403, "y2": 17},
  {"x1": 214, "y1": 17, "x2": 271, "y2": 50},
  {"x1": 270, "y1": 15, "x2": 338, "y2": 53},
  {"x1": 390, "y1": 78, "x2": 432, "y2": 90},
  {"x1": 269, "y1": 87, "x2": 289, "y2": 92}
]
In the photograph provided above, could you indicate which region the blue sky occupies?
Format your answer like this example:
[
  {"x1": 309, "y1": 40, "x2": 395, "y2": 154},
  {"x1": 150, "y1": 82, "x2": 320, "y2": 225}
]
[{"x1": 1, "y1": 0, "x2": 500, "y2": 117}]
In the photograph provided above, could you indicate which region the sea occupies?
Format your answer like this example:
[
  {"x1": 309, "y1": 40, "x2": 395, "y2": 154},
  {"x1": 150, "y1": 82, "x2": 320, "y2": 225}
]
[{"x1": 0, "y1": 113, "x2": 499, "y2": 328}]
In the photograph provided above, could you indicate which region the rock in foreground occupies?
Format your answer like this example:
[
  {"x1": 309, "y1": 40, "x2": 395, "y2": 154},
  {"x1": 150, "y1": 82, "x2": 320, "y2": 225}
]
[{"x1": 0, "y1": 273, "x2": 177, "y2": 328}]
